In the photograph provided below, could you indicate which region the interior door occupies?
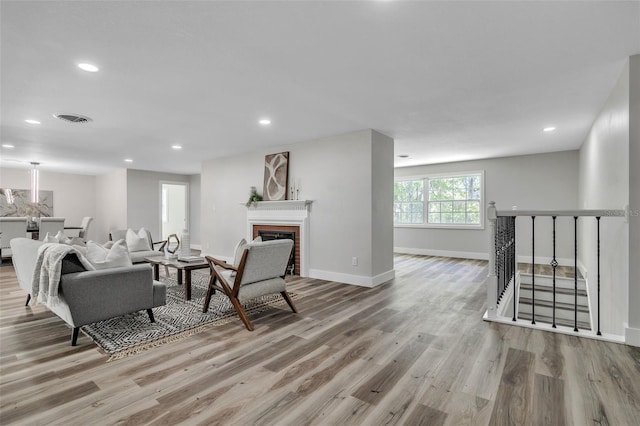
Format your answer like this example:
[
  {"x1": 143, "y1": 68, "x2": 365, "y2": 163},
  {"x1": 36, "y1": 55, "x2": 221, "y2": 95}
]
[{"x1": 161, "y1": 182, "x2": 188, "y2": 248}]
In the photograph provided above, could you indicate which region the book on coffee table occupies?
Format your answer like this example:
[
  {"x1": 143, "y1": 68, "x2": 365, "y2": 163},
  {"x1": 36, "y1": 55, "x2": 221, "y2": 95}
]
[{"x1": 178, "y1": 255, "x2": 205, "y2": 263}]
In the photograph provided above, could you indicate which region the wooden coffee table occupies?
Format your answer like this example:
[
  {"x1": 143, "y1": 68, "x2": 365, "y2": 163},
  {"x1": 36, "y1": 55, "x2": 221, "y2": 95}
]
[{"x1": 144, "y1": 256, "x2": 209, "y2": 300}]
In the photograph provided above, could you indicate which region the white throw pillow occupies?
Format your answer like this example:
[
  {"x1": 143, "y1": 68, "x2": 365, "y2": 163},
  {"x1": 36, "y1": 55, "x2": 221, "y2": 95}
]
[
  {"x1": 82, "y1": 239, "x2": 132, "y2": 270},
  {"x1": 233, "y1": 238, "x2": 247, "y2": 267},
  {"x1": 43, "y1": 232, "x2": 58, "y2": 243},
  {"x1": 232, "y1": 236, "x2": 262, "y2": 267},
  {"x1": 125, "y1": 228, "x2": 151, "y2": 252},
  {"x1": 54, "y1": 230, "x2": 72, "y2": 244}
]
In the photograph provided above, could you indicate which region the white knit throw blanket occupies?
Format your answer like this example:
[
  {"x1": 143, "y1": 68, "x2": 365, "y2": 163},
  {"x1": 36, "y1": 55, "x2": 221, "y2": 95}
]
[{"x1": 31, "y1": 243, "x2": 79, "y2": 307}]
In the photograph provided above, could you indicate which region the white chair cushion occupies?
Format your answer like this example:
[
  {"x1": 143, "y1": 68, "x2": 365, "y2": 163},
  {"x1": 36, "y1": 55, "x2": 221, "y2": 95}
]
[
  {"x1": 126, "y1": 228, "x2": 151, "y2": 252},
  {"x1": 81, "y1": 239, "x2": 132, "y2": 270}
]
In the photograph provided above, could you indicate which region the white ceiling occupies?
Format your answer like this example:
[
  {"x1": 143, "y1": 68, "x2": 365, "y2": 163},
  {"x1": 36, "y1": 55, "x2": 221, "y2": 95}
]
[{"x1": 1, "y1": 1, "x2": 639, "y2": 176}]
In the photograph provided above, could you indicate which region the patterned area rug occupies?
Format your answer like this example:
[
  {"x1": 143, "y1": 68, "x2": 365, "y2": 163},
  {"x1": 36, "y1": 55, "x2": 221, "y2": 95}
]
[{"x1": 81, "y1": 271, "x2": 295, "y2": 361}]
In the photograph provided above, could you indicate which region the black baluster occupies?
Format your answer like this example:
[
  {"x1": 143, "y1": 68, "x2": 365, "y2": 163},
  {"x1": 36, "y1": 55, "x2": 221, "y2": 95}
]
[
  {"x1": 531, "y1": 216, "x2": 536, "y2": 324},
  {"x1": 512, "y1": 217, "x2": 517, "y2": 322},
  {"x1": 551, "y1": 216, "x2": 557, "y2": 328},
  {"x1": 512, "y1": 216, "x2": 516, "y2": 294},
  {"x1": 574, "y1": 216, "x2": 578, "y2": 332},
  {"x1": 495, "y1": 219, "x2": 501, "y2": 301},
  {"x1": 597, "y1": 216, "x2": 602, "y2": 336}
]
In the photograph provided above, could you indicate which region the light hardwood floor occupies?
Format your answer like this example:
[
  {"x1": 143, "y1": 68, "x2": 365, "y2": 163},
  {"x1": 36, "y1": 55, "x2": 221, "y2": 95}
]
[{"x1": 1, "y1": 254, "x2": 639, "y2": 425}]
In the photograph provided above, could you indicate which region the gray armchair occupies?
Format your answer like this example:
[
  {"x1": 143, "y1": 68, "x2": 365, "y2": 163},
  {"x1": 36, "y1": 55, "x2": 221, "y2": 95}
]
[{"x1": 204, "y1": 239, "x2": 297, "y2": 330}]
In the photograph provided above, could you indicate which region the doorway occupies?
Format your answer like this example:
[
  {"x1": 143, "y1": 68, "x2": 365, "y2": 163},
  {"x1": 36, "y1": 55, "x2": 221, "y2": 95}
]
[{"x1": 161, "y1": 182, "x2": 188, "y2": 244}]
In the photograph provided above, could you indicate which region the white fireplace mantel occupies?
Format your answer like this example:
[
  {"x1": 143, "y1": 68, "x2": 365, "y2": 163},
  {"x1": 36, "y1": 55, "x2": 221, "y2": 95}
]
[{"x1": 246, "y1": 200, "x2": 312, "y2": 276}]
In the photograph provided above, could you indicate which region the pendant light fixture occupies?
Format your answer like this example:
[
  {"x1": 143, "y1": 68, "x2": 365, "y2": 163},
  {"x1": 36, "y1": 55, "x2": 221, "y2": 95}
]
[{"x1": 30, "y1": 162, "x2": 40, "y2": 203}]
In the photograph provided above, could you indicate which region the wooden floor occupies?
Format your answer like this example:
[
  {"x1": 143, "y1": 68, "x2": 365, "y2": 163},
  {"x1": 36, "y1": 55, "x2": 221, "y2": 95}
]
[{"x1": 1, "y1": 254, "x2": 639, "y2": 425}]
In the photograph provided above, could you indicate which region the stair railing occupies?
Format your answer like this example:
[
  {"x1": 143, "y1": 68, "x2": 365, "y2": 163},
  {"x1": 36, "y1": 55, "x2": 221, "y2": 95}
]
[{"x1": 485, "y1": 201, "x2": 626, "y2": 337}]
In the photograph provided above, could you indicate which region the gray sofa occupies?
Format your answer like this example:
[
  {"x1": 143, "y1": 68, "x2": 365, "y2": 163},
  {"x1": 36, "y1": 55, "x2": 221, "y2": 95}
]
[{"x1": 10, "y1": 237, "x2": 167, "y2": 345}]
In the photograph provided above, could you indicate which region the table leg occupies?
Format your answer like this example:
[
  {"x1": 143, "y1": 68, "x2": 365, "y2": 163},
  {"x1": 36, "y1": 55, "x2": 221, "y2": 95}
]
[
  {"x1": 178, "y1": 270, "x2": 183, "y2": 286},
  {"x1": 185, "y1": 270, "x2": 192, "y2": 300},
  {"x1": 153, "y1": 264, "x2": 159, "y2": 281}
]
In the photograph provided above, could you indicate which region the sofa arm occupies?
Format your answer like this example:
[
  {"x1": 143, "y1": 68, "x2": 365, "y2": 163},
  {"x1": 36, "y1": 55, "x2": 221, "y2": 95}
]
[{"x1": 59, "y1": 264, "x2": 160, "y2": 327}]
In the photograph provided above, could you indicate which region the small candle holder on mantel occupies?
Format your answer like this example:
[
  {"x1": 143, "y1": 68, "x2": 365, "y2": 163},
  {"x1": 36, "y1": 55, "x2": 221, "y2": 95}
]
[{"x1": 289, "y1": 178, "x2": 301, "y2": 200}]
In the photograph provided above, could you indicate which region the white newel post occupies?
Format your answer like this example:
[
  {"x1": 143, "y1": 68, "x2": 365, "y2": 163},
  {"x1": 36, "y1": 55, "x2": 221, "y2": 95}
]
[{"x1": 486, "y1": 201, "x2": 498, "y2": 319}]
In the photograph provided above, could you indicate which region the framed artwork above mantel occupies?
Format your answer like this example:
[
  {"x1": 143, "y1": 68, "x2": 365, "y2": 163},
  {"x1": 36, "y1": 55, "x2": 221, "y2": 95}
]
[{"x1": 263, "y1": 152, "x2": 289, "y2": 201}]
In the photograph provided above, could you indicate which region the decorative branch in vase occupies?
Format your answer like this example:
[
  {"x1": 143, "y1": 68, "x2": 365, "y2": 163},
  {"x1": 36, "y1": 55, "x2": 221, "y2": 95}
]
[{"x1": 246, "y1": 186, "x2": 263, "y2": 207}]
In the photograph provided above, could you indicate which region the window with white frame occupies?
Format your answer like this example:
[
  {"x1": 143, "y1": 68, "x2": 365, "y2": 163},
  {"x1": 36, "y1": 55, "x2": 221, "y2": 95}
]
[{"x1": 394, "y1": 172, "x2": 484, "y2": 228}]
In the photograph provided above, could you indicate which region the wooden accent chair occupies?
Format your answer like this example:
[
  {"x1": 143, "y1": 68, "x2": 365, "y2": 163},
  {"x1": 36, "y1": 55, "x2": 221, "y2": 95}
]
[{"x1": 203, "y1": 239, "x2": 297, "y2": 331}]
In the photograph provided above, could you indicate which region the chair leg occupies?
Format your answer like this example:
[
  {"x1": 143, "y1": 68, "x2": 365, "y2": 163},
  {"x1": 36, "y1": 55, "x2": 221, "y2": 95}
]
[
  {"x1": 164, "y1": 265, "x2": 171, "y2": 278},
  {"x1": 280, "y1": 291, "x2": 298, "y2": 313},
  {"x1": 202, "y1": 275, "x2": 217, "y2": 313},
  {"x1": 229, "y1": 296, "x2": 254, "y2": 331},
  {"x1": 71, "y1": 327, "x2": 80, "y2": 346},
  {"x1": 147, "y1": 309, "x2": 155, "y2": 323},
  {"x1": 25, "y1": 294, "x2": 31, "y2": 306}
]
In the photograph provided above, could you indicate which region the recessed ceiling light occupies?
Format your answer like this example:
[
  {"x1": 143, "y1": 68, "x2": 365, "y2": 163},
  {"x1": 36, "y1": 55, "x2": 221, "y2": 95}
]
[
  {"x1": 78, "y1": 63, "x2": 99, "y2": 72},
  {"x1": 2, "y1": 144, "x2": 15, "y2": 148},
  {"x1": 171, "y1": 145, "x2": 182, "y2": 150},
  {"x1": 259, "y1": 119, "x2": 271, "y2": 125},
  {"x1": 397, "y1": 154, "x2": 410, "y2": 158},
  {"x1": 543, "y1": 127, "x2": 556, "y2": 132},
  {"x1": 25, "y1": 119, "x2": 41, "y2": 125},
  {"x1": 124, "y1": 158, "x2": 133, "y2": 163}
]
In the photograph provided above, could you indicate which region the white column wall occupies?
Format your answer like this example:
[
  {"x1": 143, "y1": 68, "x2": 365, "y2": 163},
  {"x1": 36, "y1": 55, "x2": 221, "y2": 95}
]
[
  {"x1": 578, "y1": 60, "x2": 630, "y2": 338},
  {"x1": 627, "y1": 55, "x2": 640, "y2": 345}
]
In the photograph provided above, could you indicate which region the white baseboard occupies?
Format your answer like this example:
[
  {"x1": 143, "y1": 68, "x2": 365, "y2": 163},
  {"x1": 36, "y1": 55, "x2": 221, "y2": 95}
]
[
  {"x1": 308, "y1": 268, "x2": 395, "y2": 288},
  {"x1": 625, "y1": 325, "x2": 640, "y2": 347},
  {"x1": 394, "y1": 247, "x2": 575, "y2": 267},
  {"x1": 394, "y1": 247, "x2": 488, "y2": 260}
]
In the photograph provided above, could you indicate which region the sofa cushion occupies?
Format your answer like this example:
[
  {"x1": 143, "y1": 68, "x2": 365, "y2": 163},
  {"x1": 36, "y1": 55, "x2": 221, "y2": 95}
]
[
  {"x1": 126, "y1": 228, "x2": 152, "y2": 252},
  {"x1": 83, "y1": 239, "x2": 132, "y2": 270}
]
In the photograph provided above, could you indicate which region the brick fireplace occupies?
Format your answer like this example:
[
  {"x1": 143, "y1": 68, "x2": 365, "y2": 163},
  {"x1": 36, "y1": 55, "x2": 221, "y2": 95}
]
[{"x1": 246, "y1": 200, "x2": 312, "y2": 277}]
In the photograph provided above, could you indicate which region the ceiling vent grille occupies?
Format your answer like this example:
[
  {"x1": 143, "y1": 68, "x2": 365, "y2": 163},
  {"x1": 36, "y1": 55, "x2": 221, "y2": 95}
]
[{"x1": 53, "y1": 113, "x2": 93, "y2": 124}]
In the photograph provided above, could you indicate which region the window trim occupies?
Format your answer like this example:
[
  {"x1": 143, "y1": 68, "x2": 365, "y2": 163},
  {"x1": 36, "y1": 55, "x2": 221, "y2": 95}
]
[{"x1": 394, "y1": 170, "x2": 485, "y2": 230}]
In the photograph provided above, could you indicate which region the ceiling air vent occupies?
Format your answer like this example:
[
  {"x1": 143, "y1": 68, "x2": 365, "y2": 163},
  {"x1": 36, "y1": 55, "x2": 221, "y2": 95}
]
[{"x1": 53, "y1": 113, "x2": 93, "y2": 124}]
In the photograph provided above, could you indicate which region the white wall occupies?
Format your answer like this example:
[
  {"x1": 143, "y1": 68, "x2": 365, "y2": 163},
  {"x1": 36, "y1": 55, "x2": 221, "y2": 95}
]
[
  {"x1": 372, "y1": 131, "x2": 395, "y2": 277},
  {"x1": 95, "y1": 169, "x2": 127, "y2": 241},
  {"x1": 578, "y1": 60, "x2": 630, "y2": 337},
  {"x1": 1, "y1": 167, "x2": 98, "y2": 240},
  {"x1": 200, "y1": 129, "x2": 395, "y2": 286},
  {"x1": 394, "y1": 151, "x2": 580, "y2": 263},
  {"x1": 126, "y1": 169, "x2": 191, "y2": 241},
  {"x1": 629, "y1": 54, "x2": 640, "y2": 345},
  {"x1": 189, "y1": 174, "x2": 201, "y2": 247}
]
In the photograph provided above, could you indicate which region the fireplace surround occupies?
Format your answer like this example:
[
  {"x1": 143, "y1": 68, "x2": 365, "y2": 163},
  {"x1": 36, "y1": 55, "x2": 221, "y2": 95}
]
[{"x1": 246, "y1": 200, "x2": 312, "y2": 276}]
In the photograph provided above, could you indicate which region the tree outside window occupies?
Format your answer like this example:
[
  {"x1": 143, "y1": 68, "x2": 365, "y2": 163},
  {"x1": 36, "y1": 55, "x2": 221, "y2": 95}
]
[{"x1": 394, "y1": 172, "x2": 483, "y2": 228}]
